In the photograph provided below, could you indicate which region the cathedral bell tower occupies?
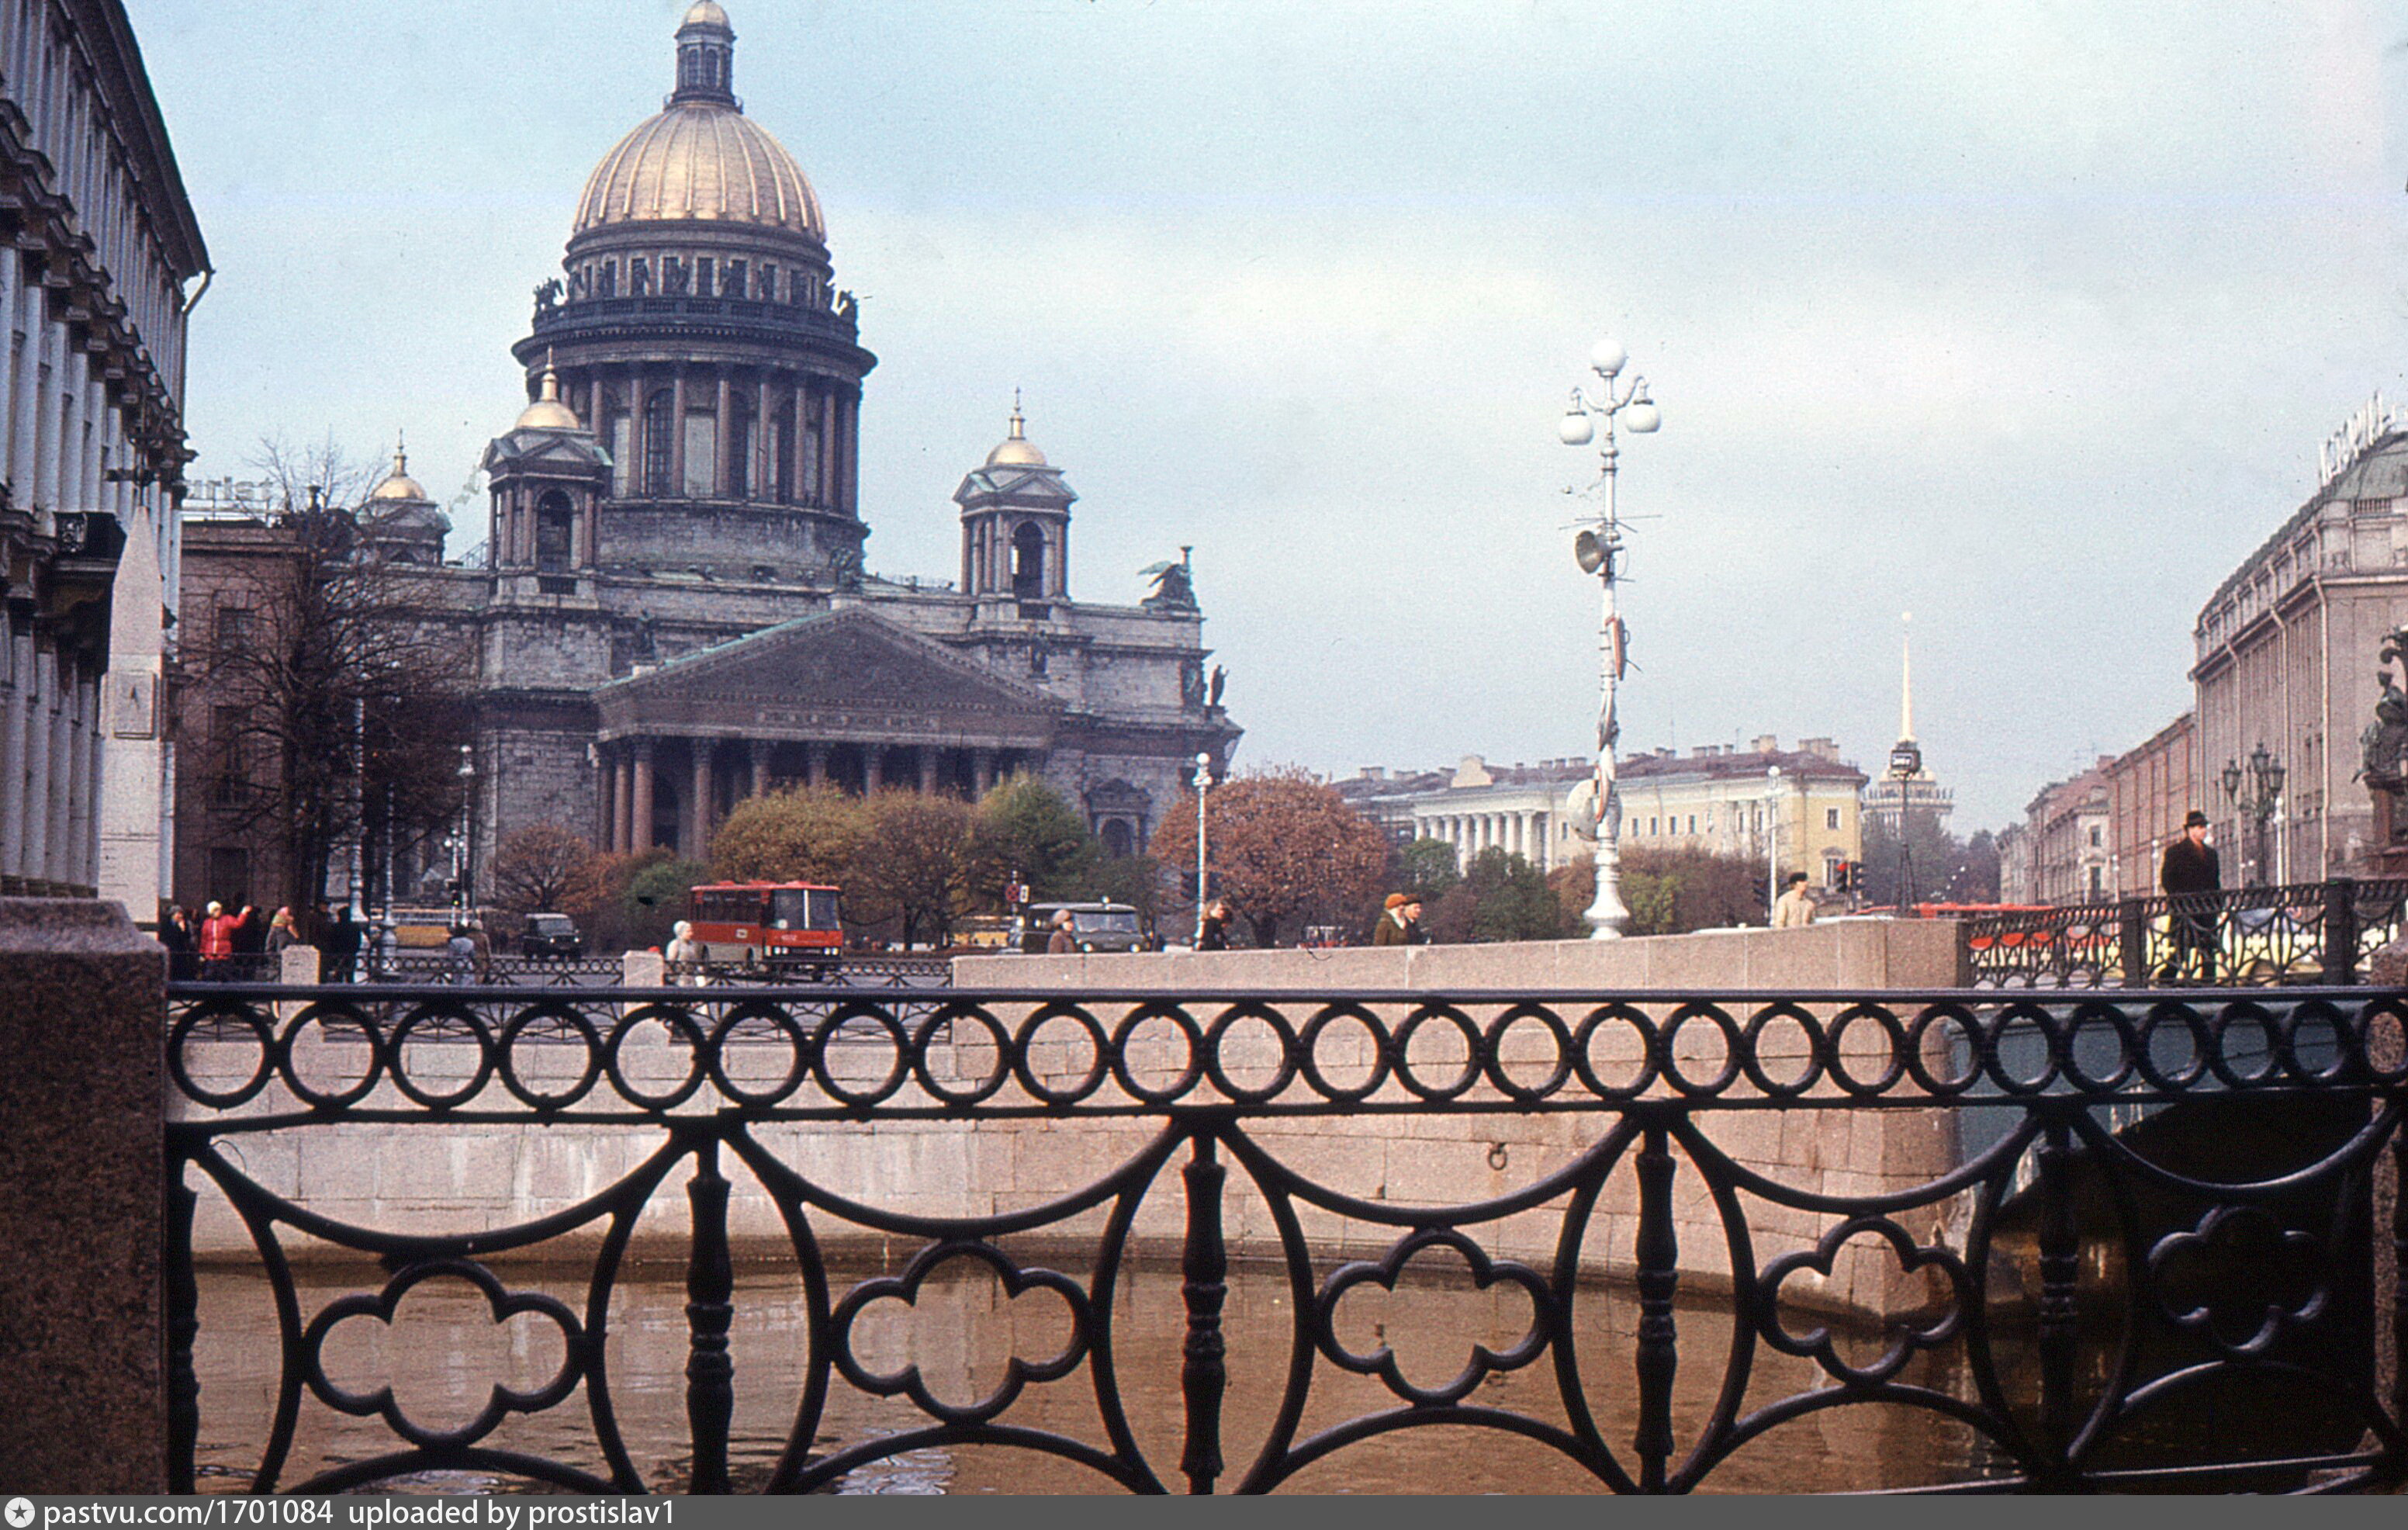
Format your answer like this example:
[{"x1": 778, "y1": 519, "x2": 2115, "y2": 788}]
[
  {"x1": 956, "y1": 399, "x2": 1075, "y2": 618},
  {"x1": 483, "y1": 362, "x2": 611, "y2": 582}
]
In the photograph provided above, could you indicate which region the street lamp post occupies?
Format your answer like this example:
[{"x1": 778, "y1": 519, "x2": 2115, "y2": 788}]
[
  {"x1": 2220, "y1": 743, "x2": 2285, "y2": 889},
  {"x1": 1765, "y1": 765, "x2": 1782, "y2": 919},
  {"x1": 1192, "y1": 751, "x2": 1213, "y2": 946},
  {"x1": 1557, "y1": 337, "x2": 1661, "y2": 940},
  {"x1": 454, "y1": 743, "x2": 477, "y2": 911}
]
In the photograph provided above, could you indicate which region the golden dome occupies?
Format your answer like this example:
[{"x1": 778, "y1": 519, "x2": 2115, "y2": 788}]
[
  {"x1": 515, "y1": 364, "x2": 581, "y2": 431},
  {"x1": 368, "y1": 440, "x2": 428, "y2": 501},
  {"x1": 573, "y1": 103, "x2": 822, "y2": 240},
  {"x1": 985, "y1": 398, "x2": 1047, "y2": 467},
  {"x1": 573, "y1": 9, "x2": 822, "y2": 241}
]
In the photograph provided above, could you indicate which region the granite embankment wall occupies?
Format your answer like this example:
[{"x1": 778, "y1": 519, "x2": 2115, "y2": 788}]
[{"x1": 176, "y1": 922, "x2": 1971, "y2": 1321}]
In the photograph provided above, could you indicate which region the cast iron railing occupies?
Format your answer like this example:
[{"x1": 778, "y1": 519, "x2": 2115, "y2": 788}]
[
  {"x1": 1964, "y1": 878, "x2": 2408, "y2": 989},
  {"x1": 163, "y1": 982, "x2": 2408, "y2": 1494},
  {"x1": 180, "y1": 953, "x2": 956, "y2": 988}
]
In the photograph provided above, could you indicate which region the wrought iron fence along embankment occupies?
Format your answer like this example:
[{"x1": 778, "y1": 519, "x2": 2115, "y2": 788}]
[
  {"x1": 163, "y1": 981, "x2": 2408, "y2": 1494},
  {"x1": 1963, "y1": 878, "x2": 2408, "y2": 989}
]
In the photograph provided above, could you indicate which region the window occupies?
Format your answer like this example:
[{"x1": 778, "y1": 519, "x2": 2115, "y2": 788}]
[
  {"x1": 642, "y1": 391, "x2": 674, "y2": 496},
  {"x1": 2088, "y1": 826, "x2": 2102, "y2": 847},
  {"x1": 1011, "y1": 521, "x2": 1046, "y2": 599},
  {"x1": 216, "y1": 605, "x2": 253, "y2": 648},
  {"x1": 205, "y1": 846, "x2": 251, "y2": 907},
  {"x1": 607, "y1": 414, "x2": 631, "y2": 497},
  {"x1": 683, "y1": 413, "x2": 717, "y2": 497},
  {"x1": 1687, "y1": 815, "x2": 1697, "y2": 834},
  {"x1": 728, "y1": 404, "x2": 752, "y2": 498},
  {"x1": 771, "y1": 407, "x2": 794, "y2": 504},
  {"x1": 798, "y1": 415, "x2": 822, "y2": 504},
  {"x1": 1825, "y1": 807, "x2": 1840, "y2": 830},
  {"x1": 535, "y1": 490, "x2": 574, "y2": 573}
]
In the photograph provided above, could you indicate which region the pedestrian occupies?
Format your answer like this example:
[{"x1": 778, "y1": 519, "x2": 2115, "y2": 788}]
[
  {"x1": 466, "y1": 916, "x2": 494, "y2": 983},
  {"x1": 1773, "y1": 871, "x2": 1816, "y2": 928},
  {"x1": 325, "y1": 906, "x2": 362, "y2": 984},
  {"x1": 266, "y1": 907, "x2": 299, "y2": 955},
  {"x1": 199, "y1": 900, "x2": 236, "y2": 980},
  {"x1": 445, "y1": 924, "x2": 476, "y2": 985},
  {"x1": 1047, "y1": 908, "x2": 1078, "y2": 954},
  {"x1": 1198, "y1": 898, "x2": 1233, "y2": 951},
  {"x1": 2160, "y1": 808, "x2": 2221, "y2": 985},
  {"x1": 160, "y1": 904, "x2": 199, "y2": 983},
  {"x1": 1373, "y1": 892, "x2": 1430, "y2": 946},
  {"x1": 665, "y1": 919, "x2": 705, "y2": 985}
]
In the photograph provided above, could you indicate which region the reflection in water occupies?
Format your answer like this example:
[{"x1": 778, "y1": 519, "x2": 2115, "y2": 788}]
[{"x1": 192, "y1": 1257, "x2": 2013, "y2": 1494}]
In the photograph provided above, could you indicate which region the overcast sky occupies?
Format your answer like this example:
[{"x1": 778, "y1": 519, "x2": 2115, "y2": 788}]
[{"x1": 123, "y1": 0, "x2": 2408, "y2": 830}]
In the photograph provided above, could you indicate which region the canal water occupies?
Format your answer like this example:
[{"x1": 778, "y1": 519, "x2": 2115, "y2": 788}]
[{"x1": 190, "y1": 1254, "x2": 2049, "y2": 1494}]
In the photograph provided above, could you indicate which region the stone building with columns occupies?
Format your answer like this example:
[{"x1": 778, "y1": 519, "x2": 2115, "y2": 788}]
[
  {"x1": 182, "y1": 4, "x2": 1232, "y2": 909},
  {"x1": 0, "y1": 0, "x2": 207, "y2": 904},
  {"x1": 1339, "y1": 738, "x2": 1867, "y2": 888}
]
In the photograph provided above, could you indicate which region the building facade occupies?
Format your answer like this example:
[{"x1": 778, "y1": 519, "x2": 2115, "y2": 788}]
[
  {"x1": 1339, "y1": 736, "x2": 1867, "y2": 888},
  {"x1": 0, "y1": 0, "x2": 206, "y2": 902},
  {"x1": 2014, "y1": 762, "x2": 2113, "y2": 905},
  {"x1": 173, "y1": 5, "x2": 1233, "y2": 913},
  {"x1": 2192, "y1": 398, "x2": 2408, "y2": 883},
  {"x1": 2104, "y1": 711, "x2": 2196, "y2": 899}
]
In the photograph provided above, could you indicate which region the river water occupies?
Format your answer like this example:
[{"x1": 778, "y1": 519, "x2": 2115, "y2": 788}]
[{"x1": 190, "y1": 1253, "x2": 2058, "y2": 1495}]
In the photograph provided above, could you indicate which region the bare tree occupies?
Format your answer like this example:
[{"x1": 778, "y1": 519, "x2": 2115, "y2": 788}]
[
  {"x1": 192, "y1": 438, "x2": 473, "y2": 931},
  {"x1": 490, "y1": 824, "x2": 597, "y2": 915}
]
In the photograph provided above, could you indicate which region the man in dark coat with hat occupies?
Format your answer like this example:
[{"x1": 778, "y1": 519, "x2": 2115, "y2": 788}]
[{"x1": 2159, "y1": 810, "x2": 2221, "y2": 984}]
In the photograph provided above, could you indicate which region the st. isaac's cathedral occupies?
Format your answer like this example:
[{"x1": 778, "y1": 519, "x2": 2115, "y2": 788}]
[{"x1": 365, "y1": 3, "x2": 1240, "y2": 882}]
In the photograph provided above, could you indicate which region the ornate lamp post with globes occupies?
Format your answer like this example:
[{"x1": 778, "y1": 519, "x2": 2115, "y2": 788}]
[
  {"x1": 2220, "y1": 743, "x2": 2285, "y2": 889},
  {"x1": 1557, "y1": 338, "x2": 1660, "y2": 938}
]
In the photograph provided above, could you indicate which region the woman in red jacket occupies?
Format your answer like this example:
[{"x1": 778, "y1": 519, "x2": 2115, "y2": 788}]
[{"x1": 199, "y1": 901, "x2": 236, "y2": 980}]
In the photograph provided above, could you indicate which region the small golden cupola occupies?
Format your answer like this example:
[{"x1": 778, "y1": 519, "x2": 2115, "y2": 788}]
[
  {"x1": 368, "y1": 438, "x2": 429, "y2": 501},
  {"x1": 515, "y1": 362, "x2": 581, "y2": 432}
]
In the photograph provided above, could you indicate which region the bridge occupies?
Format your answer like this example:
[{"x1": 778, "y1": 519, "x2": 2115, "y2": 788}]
[{"x1": 5, "y1": 902, "x2": 2400, "y2": 1494}]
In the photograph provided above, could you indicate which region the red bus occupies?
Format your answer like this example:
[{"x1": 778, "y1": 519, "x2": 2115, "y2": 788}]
[{"x1": 687, "y1": 882, "x2": 843, "y2": 976}]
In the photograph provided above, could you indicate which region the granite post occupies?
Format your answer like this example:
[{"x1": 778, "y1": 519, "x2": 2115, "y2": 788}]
[{"x1": 0, "y1": 898, "x2": 166, "y2": 1490}]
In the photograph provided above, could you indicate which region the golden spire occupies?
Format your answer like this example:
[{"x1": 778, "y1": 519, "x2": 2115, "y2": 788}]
[{"x1": 1900, "y1": 611, "x2": 1916, "y2": 745}]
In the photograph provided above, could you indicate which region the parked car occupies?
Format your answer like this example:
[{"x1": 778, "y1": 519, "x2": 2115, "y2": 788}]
[
  {"x1": 520, "y1": 912, "x2": 584, "y2": 960},
  {"x1": 1012, "y1": 902, "x2": 1150, "y2": 954}
]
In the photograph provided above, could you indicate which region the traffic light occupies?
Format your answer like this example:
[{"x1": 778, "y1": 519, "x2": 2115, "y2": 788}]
[{"x1": 1828, "y1": 860, "x2": 1859, "y2": 893}]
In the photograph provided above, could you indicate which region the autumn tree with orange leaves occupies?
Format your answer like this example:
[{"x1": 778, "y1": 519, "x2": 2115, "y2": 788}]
[{"x1": 1148, "y1": 767, "x2": 1388, "y2": 947}]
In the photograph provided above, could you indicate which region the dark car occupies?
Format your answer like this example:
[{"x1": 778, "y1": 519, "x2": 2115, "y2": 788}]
[
  {"x1": 1013, "y1": 902, "x2": 1150, "y2": 954},
  {"x1": 520, "y1": 912, "x2": 584, "y2": 959}
]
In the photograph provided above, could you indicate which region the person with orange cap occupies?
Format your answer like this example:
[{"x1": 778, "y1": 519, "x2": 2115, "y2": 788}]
[{"x1": 1372, "y1": 891, "x2": 1427, "y2": 947}]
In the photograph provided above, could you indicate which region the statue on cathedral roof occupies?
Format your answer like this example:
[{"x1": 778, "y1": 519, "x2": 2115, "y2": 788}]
[{"x1": 1141, "y1": 546, "x2": 1198, "y2": 611}]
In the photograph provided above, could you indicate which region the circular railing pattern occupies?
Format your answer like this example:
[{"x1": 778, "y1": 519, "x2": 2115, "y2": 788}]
[{"x1": 165, "y1": 985, "x2": 2408, "y2": 1120}]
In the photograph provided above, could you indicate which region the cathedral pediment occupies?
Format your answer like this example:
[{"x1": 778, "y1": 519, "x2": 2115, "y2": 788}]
[{"x1": 594, "y1": 606, "x2": 1061, "y2": 746}]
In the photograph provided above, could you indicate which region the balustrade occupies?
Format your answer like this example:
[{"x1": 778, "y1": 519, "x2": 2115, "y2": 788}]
[{"x1": 159, "y1": 979, "x2": 2408, "y2": 1494}]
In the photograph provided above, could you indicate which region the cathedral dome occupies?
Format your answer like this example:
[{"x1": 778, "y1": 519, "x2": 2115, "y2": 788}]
[
  {"x1": 514, "y1": 365, "x2": 580, "y2": 431},
  {"x1": 571, "y1": 6, "x2": 824, "y2": 242},
  {"x1": 368, "y1": 441, "x2": 428, "y2": 502},
  {"x1": 985, "y1": 400, "x2": 1047, "y2": 467}
]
